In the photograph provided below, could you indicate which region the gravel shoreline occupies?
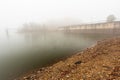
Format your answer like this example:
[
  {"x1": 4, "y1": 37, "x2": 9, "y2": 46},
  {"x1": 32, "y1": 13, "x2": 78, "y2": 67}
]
[{"x1": 17, "y1": 37, "x2": 120, "y2": 80}]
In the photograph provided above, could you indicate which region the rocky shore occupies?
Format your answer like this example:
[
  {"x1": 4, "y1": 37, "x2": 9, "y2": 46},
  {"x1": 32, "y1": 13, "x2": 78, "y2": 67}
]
[{"x1": 17, "y1": 37, "x2": 120, "y2": 80}]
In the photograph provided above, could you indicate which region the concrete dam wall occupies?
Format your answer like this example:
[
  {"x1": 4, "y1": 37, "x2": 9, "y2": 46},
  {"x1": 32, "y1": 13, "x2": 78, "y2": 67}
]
[{"x1": 59, "y1": 21, "x2": 120, "y2": 34}]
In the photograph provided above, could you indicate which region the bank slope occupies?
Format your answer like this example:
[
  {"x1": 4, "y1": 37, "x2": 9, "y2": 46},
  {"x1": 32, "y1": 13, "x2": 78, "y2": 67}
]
[{"x1": 18, "y1": 37, "x2": 120, "y2": 80}]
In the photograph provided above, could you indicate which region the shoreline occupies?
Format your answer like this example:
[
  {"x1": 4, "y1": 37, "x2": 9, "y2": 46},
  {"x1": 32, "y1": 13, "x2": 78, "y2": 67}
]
[{"x1": 17, "y1": 37, "x2": 120, "y2": 80}]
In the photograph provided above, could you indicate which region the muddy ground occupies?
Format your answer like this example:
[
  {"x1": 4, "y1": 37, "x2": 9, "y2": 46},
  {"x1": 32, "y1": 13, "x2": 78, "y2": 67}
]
[{"x1": 17, "y1": 37, "x2": 120, "y2": 80}]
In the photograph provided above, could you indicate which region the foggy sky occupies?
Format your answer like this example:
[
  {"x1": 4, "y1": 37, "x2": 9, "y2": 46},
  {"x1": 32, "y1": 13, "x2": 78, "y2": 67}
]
[{"x1": 0, "y1": 0, "x2": 120, "y2": 29}]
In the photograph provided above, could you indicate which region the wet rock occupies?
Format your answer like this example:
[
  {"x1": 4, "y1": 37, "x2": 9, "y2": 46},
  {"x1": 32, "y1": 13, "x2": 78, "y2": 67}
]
[
  {"x1": 74, "y1": 60, "x2": 82, "y2": 65},
  {"x1": 23, "y1": 76, "x2": 31, "y2": 80},
  {"x1": 37, "y1": 71, "x2": 41, "y2": 74}
]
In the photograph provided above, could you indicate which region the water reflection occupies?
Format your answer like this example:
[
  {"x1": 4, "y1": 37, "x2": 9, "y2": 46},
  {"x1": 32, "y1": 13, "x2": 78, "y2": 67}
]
[
  {"x1": 5, "y1": 29, "x2": 10, "y2": 39},
  {"x1": 0, "y1": 31, "x2": 118, "y2": 80}
]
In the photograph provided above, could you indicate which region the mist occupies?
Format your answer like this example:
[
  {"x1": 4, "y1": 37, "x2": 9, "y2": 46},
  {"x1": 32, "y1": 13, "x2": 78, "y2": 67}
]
[
  {"x1": 0, "y1": 0, "x2": 120, "y2": 80},
  {"x1": 0, "y1": 0, "x2": 120, "y2": 29}
]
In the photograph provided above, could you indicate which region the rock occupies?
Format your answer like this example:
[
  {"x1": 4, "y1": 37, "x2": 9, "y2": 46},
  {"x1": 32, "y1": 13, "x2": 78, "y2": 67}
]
[
  {"x1": 23, "y1": 76, "x2": 31, "y2": 80},
  {"x1": 66, "y1": 75, "x2": 69, "y2": 78},
  {"x1": 37, "y1": 71, "x2": 41, "y2": 74},
  {"x1": 74, "y1": 61, "x2": 82, "y2": 65}
]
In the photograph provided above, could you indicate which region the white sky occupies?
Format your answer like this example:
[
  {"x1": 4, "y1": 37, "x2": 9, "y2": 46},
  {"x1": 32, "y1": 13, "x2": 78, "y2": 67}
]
[{"x1": 0, "y1": 0, "x2": 120, "y2": 29}]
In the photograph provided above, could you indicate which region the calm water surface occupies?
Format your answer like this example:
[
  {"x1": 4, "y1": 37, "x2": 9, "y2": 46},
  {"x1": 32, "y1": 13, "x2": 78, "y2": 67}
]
[{"x1": 0, "y1": 31, "x2": 117, "y2": 80}]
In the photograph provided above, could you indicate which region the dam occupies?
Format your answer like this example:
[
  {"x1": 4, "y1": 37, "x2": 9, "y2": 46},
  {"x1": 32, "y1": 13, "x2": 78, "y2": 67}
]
[{"x1": 58, "y1": 21, "x2": 120, "y2": 34}]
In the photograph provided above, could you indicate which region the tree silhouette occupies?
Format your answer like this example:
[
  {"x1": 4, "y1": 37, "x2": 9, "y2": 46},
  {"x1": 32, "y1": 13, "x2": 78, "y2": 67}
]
[{"x1": 107, "y1": 15, "x2": 116, "y2": 22}]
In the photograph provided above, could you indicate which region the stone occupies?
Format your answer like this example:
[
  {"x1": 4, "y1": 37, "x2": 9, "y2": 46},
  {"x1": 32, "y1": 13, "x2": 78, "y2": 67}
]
[{"x1": 74, "y1": 61, "x2": 82, "y2": 65}]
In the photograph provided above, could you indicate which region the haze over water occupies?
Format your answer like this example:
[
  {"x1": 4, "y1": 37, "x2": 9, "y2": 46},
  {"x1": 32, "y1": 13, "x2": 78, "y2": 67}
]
[
  {"x1": 0, "y1": 0, "x2": 120, "y2": 80},
  {"x1": 0, "y1": 31, "x2": 118, "y2": 80}
]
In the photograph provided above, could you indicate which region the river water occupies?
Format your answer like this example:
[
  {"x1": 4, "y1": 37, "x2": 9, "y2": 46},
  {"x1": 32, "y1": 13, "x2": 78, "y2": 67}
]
[{"x1": 0, "y1": 31, "x2": 117, "y2": 80}]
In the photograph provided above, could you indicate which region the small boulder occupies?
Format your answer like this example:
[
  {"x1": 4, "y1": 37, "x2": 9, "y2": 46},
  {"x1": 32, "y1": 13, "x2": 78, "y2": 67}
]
[{"x1": 74, "y1": 61, "x2": 82, "y2": 65}]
